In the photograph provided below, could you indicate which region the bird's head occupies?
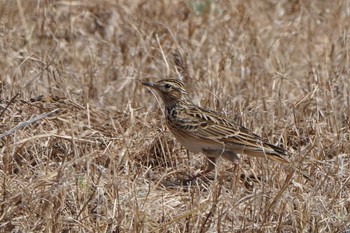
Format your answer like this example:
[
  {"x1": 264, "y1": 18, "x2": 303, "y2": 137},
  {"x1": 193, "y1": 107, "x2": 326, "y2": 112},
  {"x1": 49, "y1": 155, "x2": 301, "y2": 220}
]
[{"x1": 142, "y1": 79, "x2": 189, "y2": 105}]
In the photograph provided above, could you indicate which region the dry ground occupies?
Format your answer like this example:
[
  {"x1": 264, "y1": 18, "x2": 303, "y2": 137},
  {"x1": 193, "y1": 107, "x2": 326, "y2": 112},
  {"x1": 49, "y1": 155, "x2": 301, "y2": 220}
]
[{"x1": 0, "y1": 0, "x2": 349, "y2": 232}]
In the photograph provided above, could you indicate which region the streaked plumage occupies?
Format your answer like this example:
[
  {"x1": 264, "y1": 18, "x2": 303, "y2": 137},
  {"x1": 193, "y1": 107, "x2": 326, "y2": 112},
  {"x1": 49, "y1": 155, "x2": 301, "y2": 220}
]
[{"x1": 143, "y1": 79, "x2": 289, "y2": 175}]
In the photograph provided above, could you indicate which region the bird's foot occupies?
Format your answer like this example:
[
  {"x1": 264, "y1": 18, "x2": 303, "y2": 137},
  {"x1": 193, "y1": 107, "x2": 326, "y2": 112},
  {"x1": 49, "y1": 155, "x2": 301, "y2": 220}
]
[{"x1": 182, "y1": 169, "x2": 213, "y2": 186}]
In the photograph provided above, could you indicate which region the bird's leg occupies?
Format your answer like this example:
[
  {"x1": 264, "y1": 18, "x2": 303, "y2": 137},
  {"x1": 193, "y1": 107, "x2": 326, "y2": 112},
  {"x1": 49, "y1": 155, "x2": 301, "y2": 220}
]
[
  {"x1": 221, "y1": 150, "x2": 239, "y2": 163},
  {"x1": 220, "y1": 150, "x2": 240, "y2": 174},
  {"x1": 183, "y1": 149, "x2": 240, "y2": 183},
  {"x1": 203, "y1": 157, "x2": 217, "y2": 174},
  {"x1": 203, "y1": 149, "x2": 240, "y2": 166},
  {"x1": 183, "y1": 157, "x2": 217, "y2": 184},
  {"x1": 204, "y1": 149, "x2": 240, "y2": 179}
]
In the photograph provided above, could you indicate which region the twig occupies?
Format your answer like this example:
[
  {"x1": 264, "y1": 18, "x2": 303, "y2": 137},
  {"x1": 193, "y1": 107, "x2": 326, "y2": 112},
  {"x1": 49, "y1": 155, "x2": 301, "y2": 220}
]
[
  {"x1": 173, "y1": 51, "x2": 190, "y2": 84},
  {"x1": 0, "y1": 108, "x2": 59, "y2": 139},
  {"x1": 0, "y1": 92, "x2": 20, "y2": 118},
  {"x1": 156, "y1": 34, "x2": 170, "y2": 77}
]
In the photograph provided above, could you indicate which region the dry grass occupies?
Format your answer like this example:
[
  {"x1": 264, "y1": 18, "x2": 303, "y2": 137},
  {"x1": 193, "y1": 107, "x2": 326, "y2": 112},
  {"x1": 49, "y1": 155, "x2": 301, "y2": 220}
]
[{"x1": 0, "y1": 0, "x2": 349, "y2": 232}]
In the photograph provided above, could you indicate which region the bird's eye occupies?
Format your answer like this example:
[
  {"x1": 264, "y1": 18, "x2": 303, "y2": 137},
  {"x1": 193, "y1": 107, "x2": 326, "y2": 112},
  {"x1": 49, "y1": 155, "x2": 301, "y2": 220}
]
[{"x1": 164, "y1": 84, "x2": 172, "y2": 89}]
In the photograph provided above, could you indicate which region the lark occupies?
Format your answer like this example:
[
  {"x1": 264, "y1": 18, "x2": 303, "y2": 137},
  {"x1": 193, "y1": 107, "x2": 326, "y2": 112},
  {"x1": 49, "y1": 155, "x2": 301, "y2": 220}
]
[{"x1": 143, "y1": 79, "x2": 289, "y2": 178}]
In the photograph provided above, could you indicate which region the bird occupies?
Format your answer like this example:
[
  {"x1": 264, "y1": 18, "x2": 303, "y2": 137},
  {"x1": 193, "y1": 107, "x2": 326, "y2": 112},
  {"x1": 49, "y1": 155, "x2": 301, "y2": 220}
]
[{"x1": 142, "y1": 78, "x2": 290, "y2": 179}]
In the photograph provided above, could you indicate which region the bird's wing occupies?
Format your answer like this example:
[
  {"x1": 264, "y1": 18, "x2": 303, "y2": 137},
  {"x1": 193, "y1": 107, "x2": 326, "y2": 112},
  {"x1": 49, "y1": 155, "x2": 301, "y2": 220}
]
[{"x1": 176, "y1": 106, "x2": 288, "y2": 163}]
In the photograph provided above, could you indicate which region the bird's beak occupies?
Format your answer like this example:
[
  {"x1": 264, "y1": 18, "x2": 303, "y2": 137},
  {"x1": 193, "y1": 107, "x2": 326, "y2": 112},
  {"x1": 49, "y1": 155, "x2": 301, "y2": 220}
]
[{"x1": 142, "y1": 81, "x2": 157, "y2": 89}]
